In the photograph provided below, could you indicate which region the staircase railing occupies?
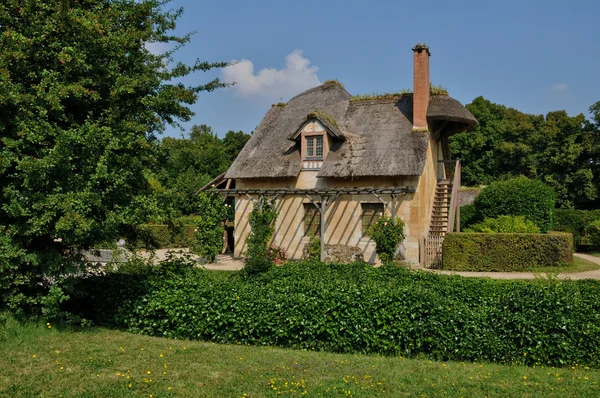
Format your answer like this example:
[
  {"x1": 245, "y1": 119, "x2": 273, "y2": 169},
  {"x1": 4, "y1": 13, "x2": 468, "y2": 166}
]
[{"x1": 446, "y1": 159, "x2": 461, "y2": 233}]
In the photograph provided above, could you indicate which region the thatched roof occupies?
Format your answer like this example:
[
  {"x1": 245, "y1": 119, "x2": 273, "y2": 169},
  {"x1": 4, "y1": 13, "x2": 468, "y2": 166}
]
[
  {"x1": 225, "y1": 83, "x2": 476, "y2": 179},
  {"x1": 427, "y1": 95, "x2": 477, "y2": 135}
]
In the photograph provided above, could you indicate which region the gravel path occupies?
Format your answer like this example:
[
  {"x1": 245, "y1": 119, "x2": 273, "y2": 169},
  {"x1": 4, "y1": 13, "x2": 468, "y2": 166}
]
[
  {"x1": 141, "y1": 250, "x2": 600, "y2": 279},
  {"x1": 427, "y1": 253, "x2": 600, "y2": 280}
]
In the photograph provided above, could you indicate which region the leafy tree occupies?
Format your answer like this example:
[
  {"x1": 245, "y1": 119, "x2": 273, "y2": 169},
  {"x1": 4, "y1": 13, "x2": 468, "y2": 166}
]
[
  {"x1": 451, "y1": 97, "x2": 599, "y2": 209},
  {"x1": 0, "y1": 0, "x2": 227, "y2": 312},
  {"x1": 223, "y1": 130, "x2": 251, "y2": 163}
]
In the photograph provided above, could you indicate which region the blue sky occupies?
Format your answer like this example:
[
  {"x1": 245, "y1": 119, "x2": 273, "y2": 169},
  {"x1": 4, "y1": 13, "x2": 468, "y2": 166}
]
[{"x1": 159, "y1": 0, "x2": 600, "y2": 138}]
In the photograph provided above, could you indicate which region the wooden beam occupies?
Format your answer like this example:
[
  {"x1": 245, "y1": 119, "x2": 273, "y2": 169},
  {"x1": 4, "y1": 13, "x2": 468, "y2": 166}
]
[{"x1": 320, "y1": 194, "x2": 327, "y2": 262}]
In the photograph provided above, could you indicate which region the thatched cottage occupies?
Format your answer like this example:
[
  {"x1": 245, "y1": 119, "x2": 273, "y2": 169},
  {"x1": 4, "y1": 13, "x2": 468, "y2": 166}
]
[{"x1": 210, "y1": 43, "x2": 476, "y2": 265}]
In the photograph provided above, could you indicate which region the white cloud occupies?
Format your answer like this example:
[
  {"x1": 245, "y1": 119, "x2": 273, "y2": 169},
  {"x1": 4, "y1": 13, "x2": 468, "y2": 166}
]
[
  {"x1": 222, "y1": 50, "x2": 321, "y2": 100},
  {"x1": 145, "y1": 41, "x2": 170, "y2": 55},
  {"x1": 551, "y1": 83, "x2": 568, "y2": 91}
]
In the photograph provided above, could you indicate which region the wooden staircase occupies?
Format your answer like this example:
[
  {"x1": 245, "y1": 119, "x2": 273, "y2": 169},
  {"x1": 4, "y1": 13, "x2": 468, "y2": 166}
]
[{"x1": 429, "y1": 179, "x2": 453, "y2": 237}]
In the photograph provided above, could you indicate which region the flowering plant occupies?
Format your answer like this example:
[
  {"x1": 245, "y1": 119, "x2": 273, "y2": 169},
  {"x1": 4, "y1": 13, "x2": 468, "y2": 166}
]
[{"x1": 267, "y1": 245, "x2": 287, "y2": 265}]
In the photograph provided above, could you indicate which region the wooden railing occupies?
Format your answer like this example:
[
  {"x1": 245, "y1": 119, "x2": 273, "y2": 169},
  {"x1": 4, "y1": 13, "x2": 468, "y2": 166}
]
[{"x1": 446, "y1": 159, "x2": 461, "y2": 233}]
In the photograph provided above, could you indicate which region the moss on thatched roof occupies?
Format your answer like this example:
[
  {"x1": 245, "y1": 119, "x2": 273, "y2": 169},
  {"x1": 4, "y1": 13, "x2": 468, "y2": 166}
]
[
  {"x1": 322, "y1": 79, "x2": 345, "y2": 89},
  {"x1": 307, "y1": 110, "x2": 338, "y2": 128}
]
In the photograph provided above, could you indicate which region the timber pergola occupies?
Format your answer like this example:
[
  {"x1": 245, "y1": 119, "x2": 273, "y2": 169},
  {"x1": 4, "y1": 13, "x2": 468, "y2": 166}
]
[{"x1": 216, "y1": 186, "x2": 416, "y2": 261}]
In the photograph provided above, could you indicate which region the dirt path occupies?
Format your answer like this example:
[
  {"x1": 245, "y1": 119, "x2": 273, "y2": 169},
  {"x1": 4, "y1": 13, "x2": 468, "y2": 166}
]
[
  {"x1": 427, "y1": 253, "x2": 600, "y2": 280},
  {"x1": 139, "y1": 248, "x2": 244, "y2": 271}
]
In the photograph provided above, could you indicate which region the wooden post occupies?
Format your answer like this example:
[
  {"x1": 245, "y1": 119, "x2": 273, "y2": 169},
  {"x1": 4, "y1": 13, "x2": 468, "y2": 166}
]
[
  {"x1": 391, "y1": 194, "x2": 397, "y2": 219},
  {"x1": 320, "y1": 195, "x2": 326, "y2": 262}
]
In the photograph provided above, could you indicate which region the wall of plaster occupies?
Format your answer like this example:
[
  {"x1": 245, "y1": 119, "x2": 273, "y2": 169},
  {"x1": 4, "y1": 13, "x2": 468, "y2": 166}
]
[{"x1": 232, "y1": 131, "x2": 440, "y2": 265}]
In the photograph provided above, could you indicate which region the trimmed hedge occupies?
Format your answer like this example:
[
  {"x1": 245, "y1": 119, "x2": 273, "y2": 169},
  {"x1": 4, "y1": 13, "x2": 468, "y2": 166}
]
[
  {"x1": 64, "y1": 260, "x2": 600, "y2": 368},
  {"x1": 553, "y1": 209, "x2": 600, "y2": 250},
  {"x1": 443, "y1": 232, "x2": 573, "y2": 271},
  {"x1": 473, "y1": 177, "x2": 555, "y2": 232},
  {"x1": 127, "y1": 223, "x2": 196, "y2": 249}
]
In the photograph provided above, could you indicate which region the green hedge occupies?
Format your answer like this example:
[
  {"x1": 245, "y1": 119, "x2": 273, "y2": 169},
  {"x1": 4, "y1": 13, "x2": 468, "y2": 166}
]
[
  {"x1": 63, "y1": 260, "x2": 600, "y2": 368},
  {"x1": 443, "y1": 232, "x2": 573, "y2": 271},
  {"x1": 553, "y1": 209, "x2": 600, "y2": 250},
  {"x1": 473, "y1": 177, "x2": 555, "y2": 232},
  {"x1": 127, "y1": 223, "x2": 196, "y2": 249}
]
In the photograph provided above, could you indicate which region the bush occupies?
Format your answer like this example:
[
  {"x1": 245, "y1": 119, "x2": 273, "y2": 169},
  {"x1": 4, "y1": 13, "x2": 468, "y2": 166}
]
[
  {"x1": 65, "y1": 260, "x2": 600, "y2": 368},
  {"x1": 194, "y1": 192, "x2": 227, "y2": 263},
  {"x1": 244, "y1": 201, "x2": 278, "y2": 275},
  {"x1": 459, "y1": 204, "x2": 477, "y2": 229},
  {"x1": 586, "y1": 220, "x2": 600, "y2": 247},
  {"x1": 443, "y1": 232, "x2": 573, "y2": 271},
  {"x1": 305, "y1": 234, "x2": 321, "y2": 260},
  {"x1": 466, "y1": 215, "x2": 540, "y2": 233},
  {"x1": 553, "y1": 209, "x2": 600, "y2": 250},
  {"x1": 473, "y1": 177, "x2": 556, "y2": 232},
  {"x1": 367, "y1": 216, "x2": 405, "y2": 264}
]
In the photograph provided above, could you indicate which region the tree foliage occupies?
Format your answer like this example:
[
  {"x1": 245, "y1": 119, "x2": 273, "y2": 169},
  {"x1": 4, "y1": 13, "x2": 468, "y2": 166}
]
[
  {"x1": 367, "y1": 216, "x2": 406, "y2": 264},
  {"x1": 244, "y1": 201, "x2": 278, "y2": 275},
  {"x1": 194, "y1": 191, "x2": 227, "y2": 263},
  {"x1": 147, "y1": 124, "x2": 250, "y2": 218},
  {"x1": 472, "y1": 177, "x2": 556, "y2": 233},
  {"x1": 451, "y1": 97, "x2": 600, "y2": 209},
  {"x1": 0, "y1": 0, "x2": 227, "y2": 312}
]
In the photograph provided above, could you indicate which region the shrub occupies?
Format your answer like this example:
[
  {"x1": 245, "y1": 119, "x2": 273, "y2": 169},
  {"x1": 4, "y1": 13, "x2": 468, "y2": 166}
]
[
  {"x1": 586, "y1": 220, "x2": 600, "y2": 247},
  {"x1": 459, "y1": 204, "x2": 477, "y2": 229},
  {"x1": 305, "y1": 233, "x2": 321, "y2": 260},
  {"x1": 466, "y1": 215, "x2": 540, "y2": 233},
  {"x1": 244, "y1": 201, "x2": 278, "y2": 275},
  {"x1": 65, "y1": 260, "x2": 600, "y2": 368},
  {"x1": 473, "y1": 177, "x2": 556, "y2": 232},
  {"x1": 443, "y1": 232, "x2": 573, "y2": 271},
  {"x1": 194, "y1": 192, "x2": 227, "y2": 263},
  {"x1": 367, "y1": 216, "x2": 406, "y2": 264},
  {"x1": 554, "y1": 209, "x2": 600, "y2": 250}
]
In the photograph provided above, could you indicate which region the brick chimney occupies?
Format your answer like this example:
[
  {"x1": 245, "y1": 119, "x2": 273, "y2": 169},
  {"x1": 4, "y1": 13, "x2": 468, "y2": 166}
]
[{"x1": 412, "y1": 43, "x2": 430, "y2": 130}]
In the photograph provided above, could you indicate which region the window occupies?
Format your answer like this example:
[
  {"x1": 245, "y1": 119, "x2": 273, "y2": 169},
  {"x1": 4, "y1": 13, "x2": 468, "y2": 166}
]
[
  {"x1": 304, "y1": 203, "x2": 321, "y2": 236},
  {"x1": 362, "y1": 203, "x2": 384, "y2": 236},
  {"x1": 305, "y1": 135, "x2": 324, "y2": 159},
  {"x1": 315, "y1": 136, "x2": 323, "y2": 157}
]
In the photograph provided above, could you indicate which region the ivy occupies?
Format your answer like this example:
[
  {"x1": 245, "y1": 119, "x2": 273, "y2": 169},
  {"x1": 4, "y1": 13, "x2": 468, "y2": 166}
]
[
  {"x1": 244, "y1": 201, "x2": 278, "y2": 275},
  {"x1": 194, "y1": 191, "x2": 227, "y2": 263}
]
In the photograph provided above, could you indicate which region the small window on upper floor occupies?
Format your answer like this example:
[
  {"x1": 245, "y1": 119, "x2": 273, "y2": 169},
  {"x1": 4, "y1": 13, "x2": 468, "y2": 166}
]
[{"x1": 305, "y1": 135, "x2": 324, "y2": 159}]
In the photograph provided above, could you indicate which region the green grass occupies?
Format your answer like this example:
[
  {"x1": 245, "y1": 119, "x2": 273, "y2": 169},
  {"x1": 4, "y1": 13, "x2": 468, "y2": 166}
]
[
  {"x1": 589, "y1": 252, "x2": 600, "y2": 258},
  {"x1": 204, "y1": 269, "x2": 238, "y2": 281},
  {"x1": 1, "y1": 315, "x2": 599, "y2": 397},
  {"x1": 524, "y1": 256, "x2": 600, "y2": 273}
]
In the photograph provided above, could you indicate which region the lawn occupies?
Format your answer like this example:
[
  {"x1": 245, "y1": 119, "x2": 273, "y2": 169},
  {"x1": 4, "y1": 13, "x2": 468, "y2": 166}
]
[
  {"x1": 1, "y1": 316, "x2": 599, "y2": 397},
  {"x1": 524, "y1": 256, "x2": 600, "y2": 273}
]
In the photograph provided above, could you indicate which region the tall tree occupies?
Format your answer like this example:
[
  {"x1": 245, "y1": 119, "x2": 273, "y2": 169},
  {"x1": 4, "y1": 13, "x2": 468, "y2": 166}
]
[
  {"x1": 0, "y1": 0, "x2": 228, "y2": 312},
  {"x1": 450, "y1": 97, "x2": 599, "y2": 209},
  {"x1": 223, "y1": 130, "x2": 251, "y2": 163}
]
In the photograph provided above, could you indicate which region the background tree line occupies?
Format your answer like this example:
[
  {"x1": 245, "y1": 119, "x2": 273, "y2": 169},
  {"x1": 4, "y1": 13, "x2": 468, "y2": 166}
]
[
  {"x1": 145, "y1": 124, "x2": 250, "y2": 219},
  {"x1": 450, "y1": 97, "x2": 600, "y2": 209}
]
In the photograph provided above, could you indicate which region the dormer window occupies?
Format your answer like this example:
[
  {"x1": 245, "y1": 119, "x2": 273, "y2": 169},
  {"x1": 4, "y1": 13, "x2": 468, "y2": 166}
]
[
  {"x1": 306, "y1": 135, "x2": 324, "y2": 159},
  {"x1": 287, "y1": 110, "x2": 346, "y2": 171}
]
